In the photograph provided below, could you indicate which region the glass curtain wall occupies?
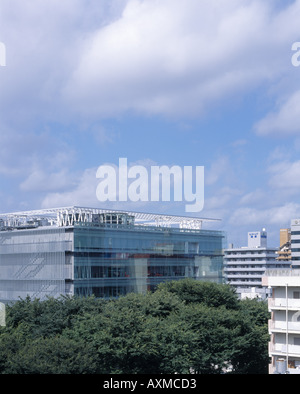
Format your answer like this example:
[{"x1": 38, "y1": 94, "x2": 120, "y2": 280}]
[{"x1": 73, "y1": 223, "x2": 224, "y2": 299}]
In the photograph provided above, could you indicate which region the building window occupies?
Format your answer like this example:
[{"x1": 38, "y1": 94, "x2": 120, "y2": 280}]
[{"x1": 293, "y1": 291, "x2": 300, "y2": 299}]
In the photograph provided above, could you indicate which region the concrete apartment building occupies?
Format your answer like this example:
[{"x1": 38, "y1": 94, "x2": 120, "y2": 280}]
[
  {"x1": 262, "y1": 269, "x2": 300, "y2": 374},
  {"x1": 224, "y1": 230, "x2": 290, "y2": 299},
  {"x1": 291, "y1": 219, "x2": 300, "y2": 267},
  {"x1": 0, "y1": 206, "x2": 225, "y2": 303},
  {"x1": 261, "y1": 220, "x2": 300, "y2": 374}
]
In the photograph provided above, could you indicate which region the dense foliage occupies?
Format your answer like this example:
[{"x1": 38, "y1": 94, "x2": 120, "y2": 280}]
[{"x1": 0, "y1": 279, "x2": 270, "y2": 374}]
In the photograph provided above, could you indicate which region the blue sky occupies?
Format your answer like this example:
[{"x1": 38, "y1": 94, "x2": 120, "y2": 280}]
[{"x1": 1, "y1": 0, "x2": 300, "y2": 247}]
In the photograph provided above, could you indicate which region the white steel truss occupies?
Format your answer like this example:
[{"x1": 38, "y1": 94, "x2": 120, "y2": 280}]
[{"x1": 0, "y1": 206, "x2": 220, "y2": 230}]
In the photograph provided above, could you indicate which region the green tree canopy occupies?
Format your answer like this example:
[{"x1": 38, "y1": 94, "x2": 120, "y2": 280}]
[
  {"x1": 0, "y1": 280, "x2": 270, "y2": 374},
  {"x1": 157, "y1": 278, "x2": 240, "y2": 309}
]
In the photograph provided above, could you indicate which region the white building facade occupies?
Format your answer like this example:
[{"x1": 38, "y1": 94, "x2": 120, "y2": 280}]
[
  {"x1": 291, "y1": 219, "x2": 300, "y2": 268},
  {"x1": 224, "y1": 230, "x2": 290, "y2": 299},
  {"x1": 262, "y1": 269, "x2": 300, "y2": 374}
]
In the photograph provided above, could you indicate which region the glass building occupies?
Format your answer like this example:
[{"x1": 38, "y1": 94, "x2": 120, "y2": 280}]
[{"x1": 0, "y1": 207, "x2": 225, "y2": 303}]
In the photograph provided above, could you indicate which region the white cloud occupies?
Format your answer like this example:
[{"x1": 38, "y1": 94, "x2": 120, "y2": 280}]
[
  {"x1": 0, "y1": 0, "x2": 299, "y2": 122},
  {"x1": 204, "y1": 186, "x2": 241, "y2": 210},
  {"x1": 41, "y1": 167, "x2": 99, "y2": 208},
  {"x1": 0, "y1": 124, "x2": 73, "y2": 177},
  {"x1": 20, "y1": 168, "x2": 76, "y2": 193},
  {"x1": 62, "y1": 0, "x2": 300, "y2": 118},
  {"x1": 229, "y1": 202, "x2": 300, "y2": 227},
  {"x1": 255, "y1": 90, "x2": 300, "y2": 136},
  {"x1": 0, "y1": 0, "x2": 127, "y2": 124},
  {"x1": 268, "y1": 159, "x2": 300, "y2": 190},
  {"x1": 205, "y1": 156, "x2": 232, "y2": 186},
  {"x1": 239, "y1": 189, "x2": 266, "y2": 206}
]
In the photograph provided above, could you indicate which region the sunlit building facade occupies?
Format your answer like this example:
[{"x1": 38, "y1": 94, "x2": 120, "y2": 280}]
[
  {"x1": 224, "y1": 229, "x2": 290, "y2": 299},
  {"x1": 0, "y1": 207, "x2": 225, "y2": 303},
  {"x1": 276, "y1": 228, "x2": 291, "y2": 262},
  {"x1": 262, "y1": 269, "x2": 300, "y2": 374}
]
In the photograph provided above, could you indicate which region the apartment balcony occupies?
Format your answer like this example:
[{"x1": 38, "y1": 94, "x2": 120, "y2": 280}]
[
  {"x1": 227, "y1": 279, "x2": 263, "y2": 287},
  {"x1": 226, "y1": 274, "x2": 265, "y2": 281},
  {"x1": 268, "y1": 298, "x2": 300, "y2": 310},
  {"x1": 224, "y1": 258, "x2": 269, "y2": 264},
  {"x1": 224, "y1": 267, "x2": 267, "y2": 272},
  {"x1": 224, "y1": 253, "x2": 276, "y2": 260},
  {"x1": 226, "y1": 272, "x2": 264, "y2": 278},
  {"x1": 269, "y1": 342, "x2": 300, "y2": 358},
  {"x1": 269, "y1": 320, "x2": 300, "y2": 334}
]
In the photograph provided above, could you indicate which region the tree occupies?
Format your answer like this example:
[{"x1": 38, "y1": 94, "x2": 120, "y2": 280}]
[
  {"x1": 3, "y1": 335, "x2": 97, "y2": 374},
  {"x1": 157, "y1": 278, "x2": 240, "y2": 309},
  {"x1": 0, "y1": 280, "x2": 270, "y2": 374},
  {"x1": 230, "y1": 298, "x2": 270, "y2": 374},
  {"x1": 5, "y1": 295, "x2": 104, "y2": 339},
  {"x1": 63, "y1": 291, "x2": 194, "y2": 374},
  {"x1": 177, "y1": 303, "x2": 238, "y2": 373}
]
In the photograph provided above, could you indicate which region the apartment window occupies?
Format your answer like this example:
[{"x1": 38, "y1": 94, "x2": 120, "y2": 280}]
[
  {"x1": 294, "y1": 337, "x2": 300, "y2": 346},
  {"x1": 293, "y1": 291, "x2": 300, "y2": 299}
]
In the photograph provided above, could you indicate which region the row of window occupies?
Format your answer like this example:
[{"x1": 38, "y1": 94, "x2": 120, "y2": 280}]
[
  {"x1": 75, "y1": 285, "x2": 129, "y2": 298},
  {"x1": 228, "y1": 279, "x2": 261, "y2": 283},
  {"x1": 74, "y1": 265, "x2": 187, "y2": 279},
  {"x1": 74, "y1": 229, "x2": 222, "y2": 255},
  {"x1": 225, "y1": 251, "x2": 275, "y2": 255},
  {"x1": 225, "y1": 258, "x2": 276, "y2": 262},
  {"x1": 226, "y1": 272, "x2": 265, "y2": 275}
]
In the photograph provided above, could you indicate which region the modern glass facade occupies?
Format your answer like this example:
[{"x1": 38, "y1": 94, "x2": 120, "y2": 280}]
[
  {"x1": 0, "y1": 227, "x2": 69, "y2": 303},
  {"x1": 73, "y1": 222, "x2": 224, "y2": 298},
  {"x1": 0, "y1": 207, "x2": 225, "y2": 303}
]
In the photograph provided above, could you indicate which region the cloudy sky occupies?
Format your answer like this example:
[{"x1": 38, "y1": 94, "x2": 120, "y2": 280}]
[{"x1": 1, "y1": 0, "x2": 300, "y2": 247}]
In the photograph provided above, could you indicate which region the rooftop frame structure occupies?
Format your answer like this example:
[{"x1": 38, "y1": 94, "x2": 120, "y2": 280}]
[{"x1": 0, "y1": 206, "x2": 220, "y2": 230}]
